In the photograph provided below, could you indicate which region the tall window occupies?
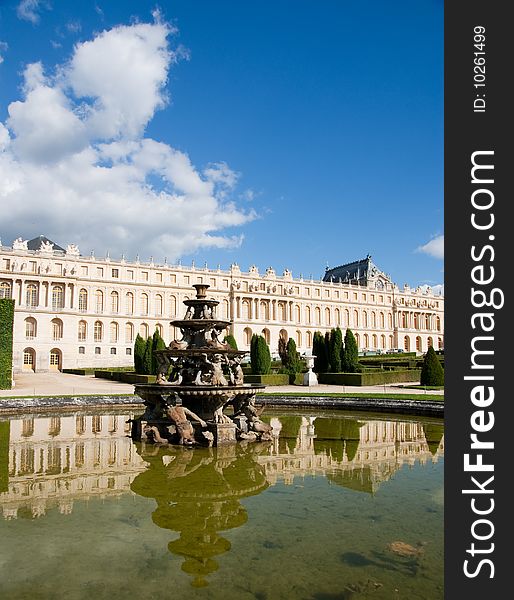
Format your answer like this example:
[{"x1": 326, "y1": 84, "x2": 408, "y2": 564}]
[
  {"x1": 155, "y1": 294, "x2": 163, "y2": 316},
  {"x1": 170, "y1": 295, "x2": 177, "y2": 316},
  {"x1": 95, "y1": 290, "x2": 104, "y2": 313},
  {"x1": 26, "y1": 283, "x2": 38, "y2": 307},
  {"x1": 51, "y1": 318, "x2": 63, "y2": 340},
  {"x1": 25, "y1": 317, "x2": 37, "y2": 339},
  {"x1": 156, "y1": 323, "x2": 163, "y2": 338},
  {"x1": 52, "y1": 285, "x2": 64, "y2": 310},
  {"x1": 243, "y1": 327, "x2": 252, "y2": 346},
  {"x1": 94, "y1": 321, "x2": 103, "y2": 342},
  {"x1": 125, "y1": 322, "x2": 134, "y2": 343},
  {"x1": 0, "y1": 281, "x2": 12, "y2": 299},
  {"x1": 110, "y1": 321, "x2": 119, "y2": 343},
  {"x1": 140, "y1": 322, "x2": 149, "y2": 338},
  {"x1": 141, "y1": 293, "x2": 149, "y2": 315},
  {"x1": 126, "y1": 292, "x2": 134, "y2": 314},
  {"x1": 78, "y1": 288, "x2": 88, "y2": 311},
  {"x1": 78, "y1": 320, "x2": 87, "y2": 341},
  {"x1": 111, "y1": 291, "x2": 119, "y2": 313},
  {"x1": 325, "y1": 307, "x2": 330, "y2": 326}
]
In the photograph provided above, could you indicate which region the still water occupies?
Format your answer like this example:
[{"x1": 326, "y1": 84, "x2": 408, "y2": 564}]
[{"x1": 0, "y1": 410, "x2": 443, "y2": 600}]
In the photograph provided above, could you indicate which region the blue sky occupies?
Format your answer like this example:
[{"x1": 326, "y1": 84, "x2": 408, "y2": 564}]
[{"x1": 0, "y1": 0, "x2": 443, "y2": 289}]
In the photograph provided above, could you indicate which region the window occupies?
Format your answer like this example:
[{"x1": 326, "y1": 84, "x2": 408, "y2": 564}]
[
  {"x1": 51, "y1": 319, "x2": 63, "y2": 340},
  {"x1": 78, "y1": 320, "x2": 87, "y2": 341},
  {"x1": 95, "y1": 347, "x2": 101, "y2": 354},
  {"x1": 81, "y1": 266, "x2": 88, "y2": 276},
  {"x1": 125, "y1": 322, "x2": 134, "y2": 343},
  {"x1": 94, "y1": 321, "x2": 103, "y2": 342},
  {"x1": 141, "y1": 293, "x2": 149, "y2": 315},
  {"x1": 170, "y1": 295, "x2": 177, "y2": 316},
  {"x1": 25, "y1": 317, "x2": 37, "y2": 339},
  {"x1": 55, "y1": 263, "x2": 63, "y2": 275},
  {"x1": 95, "y1": 290, "x2": 103, "y2": 313},
  {"x1": 78, "y1": 346, "x2": 85, "y2": 354},
  {"x1": 110, "y1": 321, "x2": 119, "y2": 343},
  {"x1": 184, "y1": 275, "x2": 190, "y2": 285},
  {"x1": 142, "y1": 271, "x2": 149, "y2": 281},
  {"x1": 96, "y1": 267, "x2": 104, "y2": 277},
  {"x1": 111, "y1": 291, "x2": 119, "y2": 313},
  {"x1": 29, "y1": 261, "x2": 37, "y2": 273},
  {"x1": 3, "y1": 258, "x2": 10, "y2": 270},
  {"x1": 23, "y1": 348, "x2": 35, "y2": 368},
  {"x1": 26, "y1": 283, "x2": 38, "y2": 307},
  {"x1": 0, "y1": 281, "x2": 12, "y2": 298},
  {"x1": 126, "y1": 270, "x2": 134, "y2": 280},
  {"x1": 126, "y1": 292, "x2": 134, "y2": 314},
  {"x1": 140, "y1": 323, "x2": 149, "y2": 338},
  {"x1": 156, "y1": 272, "x2": 162, "y2": 282},
  {"x1": 110, "y1": 347, "x2": 117, "y2": 355},
  {"x1": 126, "y1": 347, "x2": 132, "y2": 355},
  {"x1": 170, "y1": 274, "x2": 176, "y2": 283},
  {"x1": 111, "y1": 268, "x2": 119, "y2": 278},
  {"x1": 79, "y1": 288, "x2": 88, "y2": 311},
  {"x1": 155, "y1": 294, "x2": 163, "y2": 316},
  {"x1": 52, "y1": 286, "x2": 64, "y2": 310}
]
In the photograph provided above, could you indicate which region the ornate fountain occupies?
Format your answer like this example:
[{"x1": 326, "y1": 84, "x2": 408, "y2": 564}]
[{"x1": 131, "y1": 284, "x2": 272, "y2": 446}]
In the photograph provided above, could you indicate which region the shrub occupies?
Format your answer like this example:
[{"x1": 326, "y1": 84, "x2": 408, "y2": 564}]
[
  {"x1": 420, "y1": 346, "x2": 445, "y2": 386},
  {"x1": 142, "y1": 337, "x2": 153, "y2": 375},
  {"x1": 151, "y1": 328, "x2": 166, "y2": 375},
  {"x1": 328, "y1": 327, "x2": 343, "y2": 372},
  {"x1": 284, "y1": 338, "x2": 300, "y2": 374},
  {"x1": 313, "y1": 331, "x2": 328, "y2": 373},
  {"x1": 278, "y1": 336, "x2": 287, "y2": 365},
  {"x1": 134, "y1": 334, "x2": 146, "y2": 374},
  {"x1": 0, "y1": 299, "x2": 14, "y2": 389},
  {"x1": 251, "y1": 334, "x2": 271, "y2": 375},
  {"x1": 341, "y1": 329, "x2": 359, "y2": 373},
  {"x1": 224, "y1": 334, "x2": 238, "y2": 350}
]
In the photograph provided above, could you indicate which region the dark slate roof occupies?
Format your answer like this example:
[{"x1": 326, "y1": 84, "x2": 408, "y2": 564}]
[
  {"x1": 323, "y1": 255, "x2": 377, "y2": 283},
  {"x1": 26, "y1": 235, "x2": 65, "y2": 253}
]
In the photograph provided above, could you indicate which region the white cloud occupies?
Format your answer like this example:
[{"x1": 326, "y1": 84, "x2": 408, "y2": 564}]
[
  {"x1": 417, "y1": 234, "x2": 444, "y2": 259},
  {"x1": 0, "y1": 41, "x2": 7, "y2": 64},
  {"x1": 0, "y1": 20, "x2": 256, "y2": 261},
  {"x1": 419, "y1": 283, "x2": 444, "y2": 296},
  {"x1": 16, "y1": 0, "x2": 48, "y2": 24}
]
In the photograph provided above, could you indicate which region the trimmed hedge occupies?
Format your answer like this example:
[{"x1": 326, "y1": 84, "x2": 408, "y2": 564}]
[
  {"x1": 94, "y1": 370, "x2": 156, "y2": 384},
  {"x1": 0, "y1": 299, "x2": 15, "y2": 389},
  {"x1": 244, "y1": 374, "x2": 290, "y2": 385},
  {"x1": 319, "y1": 369, "x2": 421, "y2": 386}
]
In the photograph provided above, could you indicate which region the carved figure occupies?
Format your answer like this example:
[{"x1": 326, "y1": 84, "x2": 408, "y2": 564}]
[
  {"x1": 166, "y1": 405, "x2": 208, "y2": 445},
  {"x1": 66, "y1": 243, "x2": 80, "y2": 255},
  {"x1": 39, "y1": 240, "x2": 54, "y2": 253},
  {"x1": 156, "y1": 372, "x2": 173, "y2": 386},
  {"x1": 143, "y1": 424, "x2": 169, "y2": 444},
  {"x1": 12, "y1": 237, "x2": 28, "y2": 250}
]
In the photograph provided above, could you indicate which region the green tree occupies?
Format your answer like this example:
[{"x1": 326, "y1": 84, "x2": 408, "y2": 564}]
[
  {"x1": 0, "y1": 298, "x2": 14, "y2": 389},
  {"x1": 224, "y1": 334, "x2": 238, "y2": 350},
  {"x1": 151, "y1": 328, "x2": 167, "y2": 375},
  {"x1": 278, "y1": 335, "x2": 287, "y2": 365},
  {"x1": 312, "y1": 331, "x2": 328, "y2": 373},
  {"x1": 142, "y1": 336, "x2": 153, "y2": 375},
  {"x1": 284, "y1": 338, "x2": 300, "y2": 374},
  {"x1": 328, "y1": 327, "x2": 343, "y2": 372},
  {"x1": 251, "y1": 334, "x2": 271, "y2": 375},
  {"x1": 342, "y1": 329, "x2": 359, "y2": 373},
  {"x1": 134, "y1": 334, "x2": 146, "y2": 374},
  {"x1": 420, "y1": 346, "x2": 444, "y2": 386}
]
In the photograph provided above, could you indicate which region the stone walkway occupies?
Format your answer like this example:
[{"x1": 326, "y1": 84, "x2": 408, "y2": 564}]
[{"x1": 1, "y1": 371, "x2": 443, "y2": 398}]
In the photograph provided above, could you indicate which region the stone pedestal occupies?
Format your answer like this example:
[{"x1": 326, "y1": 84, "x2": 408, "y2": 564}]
[
  {"x1": 303, "y1": 354, "x2": 318, "y2": 386},
  {"x1": 207, "y1": 422, "x2": 237, "y2": 445}
]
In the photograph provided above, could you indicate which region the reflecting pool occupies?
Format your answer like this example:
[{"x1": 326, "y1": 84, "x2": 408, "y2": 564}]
[{"x1": 0, "y1": 410, "x2": 444, "y2": 599}]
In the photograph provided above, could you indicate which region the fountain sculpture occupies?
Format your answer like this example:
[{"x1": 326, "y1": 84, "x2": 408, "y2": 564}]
[{"x1": 131, "y1": 284, "x2": 272, "y2": 446}]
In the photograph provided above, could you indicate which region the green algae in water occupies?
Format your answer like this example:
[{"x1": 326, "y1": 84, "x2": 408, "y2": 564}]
[{"x1": 0, "y1": 410, "x2": 443, "y2": 599}]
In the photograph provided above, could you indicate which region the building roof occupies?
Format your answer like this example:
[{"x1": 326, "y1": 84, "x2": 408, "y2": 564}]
[
  {"x1": 26, "y1": 235, "x2": 65, "y2": 253},
  {"x1": 323, "y1": 255, "x2": 383, "y2": 284}
]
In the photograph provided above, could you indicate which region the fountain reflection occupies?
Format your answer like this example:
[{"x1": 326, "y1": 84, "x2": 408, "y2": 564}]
[{"x1": 130, "y1": 442, "x2": 270, "y2": 587}]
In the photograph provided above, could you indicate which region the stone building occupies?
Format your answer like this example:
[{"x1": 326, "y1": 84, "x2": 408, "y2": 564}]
[{"x1": 0, "y1": 236, "x2": 444, "y2": 373}]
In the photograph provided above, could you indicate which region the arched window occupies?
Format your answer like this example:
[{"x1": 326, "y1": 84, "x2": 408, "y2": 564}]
[
  {"x1": 402, "y1": 312, "x2": 408, "y2": 328},
  {"x1": 94, "y1": 321, "x2": 103, "y2": 342},
  {"x1": 389, "y1": 335, "x2": 394, "y2": 348},
  {"x1": 428, "y1": 336, "x2": 433, "y2": 348},
  {"x1": 305, "y1": 306, "x2": 311, "y2": 325},
  {"x1": 125, "y1": 322, "x2": 134, "y2": 343},
  {"x1": 111, "y1": 291, "x2": 119, "y2": 313},
  {"x1": 371, "y1": 312, "x2": 376, "y2": 328},
  {"x1": 438, "y1": 337, "x2": 443, "y2": 350},
  {"x1": 306, "y1": 330, "x2": 312, "y2": 348},
  {"x1": 355, "y1": 333, "x2": 360, "y2": 349},
  {"x1": 95, "y1": 290, "x2": 104, "y2": 313},
  {"x1": 0, "y1": 281, "x2": 12, "y2": 299},
  {"x1": 314, "y1": 307, "x2": 321, "y2": 325},
  {"x1": 23, "y1": 348, "x2": 36, "y2": 371},
  {"x1": 261, "y1": 328, "x2": 270, "y2": 344},
  {"x1": 372, "y1": 334, "x2": 377, "y2": 348},
  {"x1": 155, "y1": 294, "x2": 163, "y2": 316},
  {"x1": 110, "y1": 321, "x2": 119, "y2": 343},
  {"x1": 414, "y1": 313, "x2": 420, "y2": 329},
  {"x1": 363, "y1": 333, "x2": 369, "y2": 349},
  {"x1": 51, "y1": 318, "x2": 63, "y2": 340},
  {"x1": 278, "y1": 302, "x2": 286, "y2": 321},
  {"x1": 79, "y1": 288, "x2": 88, "y2": 311},
  {"x1": 141, "y1": 293, "x2": 149, "y2": 315},
  {"x1": 260, "y1": 301, "x2": 269, "y2": 321},
  {"x1": 52, "y1": 285, "x2": 64, "y2": 310},
  {"x1": 126, "y1": 292, "x2": 134, "y2": 315},
  {"x1": 156, "y1": 323, "x2": 163, "y2": 338},
  {"x1": 416, "y1": 336, "x2": 422, "y2": 352},
  {"x1": 170, "y1": 295, "x2": 177, "y2": 316},
  {"x1": 243, "y1": 327, "x2": 253, "y2": 346},
  {"x1": 279, "y1": 329, "x2": 288, "y2": 343},
  {"x1": 353, "y1": 310, "x2": 359, "y2": 327},
  {"x1": 425, "y1": 314, "x2": 431, "y2": 330},
  {"x1": 78, "y1": 320, "x2": 87, "y2": 341},
  {"x1": 222, "y1": 299, "x2": 229, "y2": 319},
  {"x1": 296, "y1": 330, "x2": 302, "y2": 347},
  {"x1": 335, "y1": 308, "x2": 341, "y2": 326},
  {"x1": 380, "y1": 312, "x2": 385, "y2": 328},
  {"x1": 436, "y1": 316, "x2": 441, "y2": 331},
  {"x1": 295, "y1": 304, "x2": 301, "y2": 323},
  {"x1": 381, "y1": 334, "x2": 386, "y2": 349},
  {"x1": 325, "y1": 307, "x2": 331, "y2": 326},
  {"x1": 25, "y1": 317, "x2": 37, "y2": 339},
  {"x1": 242, "y1": 300, "x2": 250, "y2": 320},
  {"x1": 404, "y1": 336, "x2": 410, "y2": 351},
  {"x1": 26, "y1": 283, "x2": 38, "y2": 307},
  {"x1": 49, "y1": 349, "x2": 62, "y2": 371},
  {"x1": 363, "y1": 311, "x2": 368, "y2": 328},
  {"x1": 345, "y1": 309, "x2": 350, "y2": 327},
  {"x1": 140, "y1": 322, "x2": 149, "y2": 338},
  {"x1": 388, "y1": 313, "x2": 393, "y2": 329}
]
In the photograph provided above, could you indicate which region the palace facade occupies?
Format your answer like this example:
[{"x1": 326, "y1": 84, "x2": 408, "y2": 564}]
[{"x1": 0, "y1": 235, "x2": 444, "y2": 373}]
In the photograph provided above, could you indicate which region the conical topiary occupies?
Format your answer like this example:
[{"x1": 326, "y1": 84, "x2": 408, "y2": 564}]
[{"x1": 420, "y1": 346, "x2": 444, "y2": 386}]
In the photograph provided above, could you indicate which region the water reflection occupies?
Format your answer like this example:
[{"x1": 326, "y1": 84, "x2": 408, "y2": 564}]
[
  {"x1": 131, "y1": 442, "x2": 270, "y2": 587},
  {"x1": 0, "y1": 411, "x2": 444, "y2": 590}
]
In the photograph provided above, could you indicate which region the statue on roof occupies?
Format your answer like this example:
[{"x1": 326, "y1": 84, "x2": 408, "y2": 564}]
[
  {"x1": 12, "y1": 237, "x2": 28, "y2": 250},
  {"x1": 39, "y1": 240, "x2": 54, "y2": 253},
  {"x1": 66, "y1": 243, "x2": 80, "y2": 256}
]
